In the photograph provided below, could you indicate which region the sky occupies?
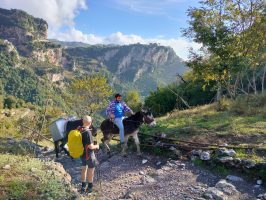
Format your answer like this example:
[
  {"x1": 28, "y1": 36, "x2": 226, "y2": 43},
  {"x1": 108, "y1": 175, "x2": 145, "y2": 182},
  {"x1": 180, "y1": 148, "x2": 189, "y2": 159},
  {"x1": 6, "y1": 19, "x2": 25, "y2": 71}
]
[{"x1": 0, "y1": 0, "x2": 201, "y2": 60}]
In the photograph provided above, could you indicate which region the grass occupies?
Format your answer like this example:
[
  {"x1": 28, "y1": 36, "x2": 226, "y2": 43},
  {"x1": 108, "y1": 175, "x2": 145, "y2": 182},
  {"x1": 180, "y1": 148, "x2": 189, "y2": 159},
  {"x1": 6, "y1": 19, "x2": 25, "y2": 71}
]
[
  {"x1": 0, "y1": 154, "x2": 75, "y2": 200},
  {"x1": 141, "y1": 94, "x2": 266, "y2": 165}
]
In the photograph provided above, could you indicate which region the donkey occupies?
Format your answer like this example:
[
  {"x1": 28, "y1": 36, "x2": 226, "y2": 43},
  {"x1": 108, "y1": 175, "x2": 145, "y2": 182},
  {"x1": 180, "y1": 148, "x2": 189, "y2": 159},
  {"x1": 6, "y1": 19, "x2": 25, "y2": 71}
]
[
  {"x1": 54, "y1": 124, "x2": 97, "y2": 158},
  {"x1": 100, "y1": 109, "x2": 156, "y2": 155}
]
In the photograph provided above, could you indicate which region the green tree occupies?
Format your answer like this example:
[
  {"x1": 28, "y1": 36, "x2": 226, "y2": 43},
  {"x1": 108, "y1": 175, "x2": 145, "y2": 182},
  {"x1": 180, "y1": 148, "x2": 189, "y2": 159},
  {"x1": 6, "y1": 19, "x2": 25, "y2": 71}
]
[
  {"x1": 125, "y1": 90, "x2": 142, "y2": 112},
  {"x1": 67, "y1": 75, "x2": 112, "y2": 116},
  {"x1": 4, "y1": 95, "x2": 17, "y2": 109},
  {"x1": 184, "y1": 0, "x2": 265, "y2": 98}
]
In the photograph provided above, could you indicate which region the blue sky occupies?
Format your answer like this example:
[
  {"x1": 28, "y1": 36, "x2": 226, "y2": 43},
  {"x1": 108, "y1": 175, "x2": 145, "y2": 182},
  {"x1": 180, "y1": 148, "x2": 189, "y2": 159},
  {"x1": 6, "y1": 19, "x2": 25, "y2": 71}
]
[
  {"x1": 0, "y1": 0, "x2": 201, "y2": 60},
  {"x1": 75, "y1": 0, "x2": 198, "y2": 38}
]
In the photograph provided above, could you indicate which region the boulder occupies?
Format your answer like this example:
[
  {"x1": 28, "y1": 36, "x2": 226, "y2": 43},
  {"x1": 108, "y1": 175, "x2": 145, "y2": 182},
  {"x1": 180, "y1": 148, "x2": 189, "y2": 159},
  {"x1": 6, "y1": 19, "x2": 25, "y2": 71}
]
[
  {"x1": 226, "y1": 175, "x2": 244, "y2": 182},
  {"x1": 3, "y1": 164, "x2": 11, "y2": 170},
  {"x1": 192, "y1": 149, "x2": 202, "y2": 156},
  {"x1": 216, "y1": 148, "x2": 236, "y2": 157},
  {"x1": 215, "y1": 180, "x2": 239, "y2": 196},
  {"x1": 257, "y1": 193, "x2": 266, "y2": 200},
  {"x1": 200, "y1": 151, "x2": 211, "y2": 161},
  {"x1": 203, "y1": 180, "x2": 240, "y2": 200},
  {"x1": 243, "y1": 160, "x2": 256, "y2": 169},
  {"x1": 218, "y1": 156, "x2": 234, "y2": 163},
  {"x1": 203, "y1": 187, "x2": 226, "y2": 200}
]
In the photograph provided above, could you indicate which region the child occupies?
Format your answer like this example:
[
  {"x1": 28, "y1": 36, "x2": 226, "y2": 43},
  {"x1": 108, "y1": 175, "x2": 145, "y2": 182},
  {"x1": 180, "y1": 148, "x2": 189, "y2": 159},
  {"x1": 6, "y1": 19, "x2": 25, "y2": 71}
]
[{"x1": 79, "y1": 116, "x2": 99, "y2": 194}]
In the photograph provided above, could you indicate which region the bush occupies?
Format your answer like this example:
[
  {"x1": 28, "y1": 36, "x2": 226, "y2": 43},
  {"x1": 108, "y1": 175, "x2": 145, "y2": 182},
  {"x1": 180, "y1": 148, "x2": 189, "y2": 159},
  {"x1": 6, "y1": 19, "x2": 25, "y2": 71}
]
[
  {"x1": 145, "y1": 79, "x2": 216, "y2": 117},
  {"x1": 4, "y1": 95, "x2": 17, "y2": 109},
  {"x1": 125, "y1": 90, "x2": 142, "y2": 112}
]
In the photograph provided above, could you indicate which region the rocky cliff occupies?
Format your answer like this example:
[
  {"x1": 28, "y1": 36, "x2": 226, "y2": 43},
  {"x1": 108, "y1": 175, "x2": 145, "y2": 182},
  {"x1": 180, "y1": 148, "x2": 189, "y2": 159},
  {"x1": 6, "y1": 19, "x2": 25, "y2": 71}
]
[
  {"x1": 62, "y1": 43, "x2": 187, "y2": 95},
  {"x1": 0, "y1": 7, "x2": 188, "y2": 96},
  {"x1": 0, "y1": 8, "x2": 61, "y2": 65}
]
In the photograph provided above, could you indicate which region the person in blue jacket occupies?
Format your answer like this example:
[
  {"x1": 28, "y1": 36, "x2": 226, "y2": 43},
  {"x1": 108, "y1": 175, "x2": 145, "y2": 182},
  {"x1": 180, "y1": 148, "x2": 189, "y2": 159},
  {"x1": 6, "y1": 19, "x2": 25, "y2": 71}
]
[{"x1": 106, "y1": 93, "x2": 133, "y2": 144}]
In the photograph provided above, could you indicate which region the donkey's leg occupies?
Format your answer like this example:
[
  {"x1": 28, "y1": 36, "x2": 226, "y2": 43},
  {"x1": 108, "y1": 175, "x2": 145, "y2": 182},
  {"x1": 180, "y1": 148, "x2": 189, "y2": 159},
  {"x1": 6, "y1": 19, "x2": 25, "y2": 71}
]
[
  {"x1": 121, "y1": 135, "x2": 129, "y2": 156},
  {"x1": 54, "y1": 141, "x2": 60, "y2": 158},
  {"x1": 101, "y1": 136, "x2": 111, "y2": 154},
  {"x1": 60, "y1": 138, "x2": 69, "y2": 156},
  {"x1": 133, "y1": 133, "x2": 141, "y2": 156}
]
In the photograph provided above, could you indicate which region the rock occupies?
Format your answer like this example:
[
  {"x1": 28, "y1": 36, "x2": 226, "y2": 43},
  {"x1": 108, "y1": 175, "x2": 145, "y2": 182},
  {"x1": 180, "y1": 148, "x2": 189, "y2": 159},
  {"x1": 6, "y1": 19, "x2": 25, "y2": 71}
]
[
  {"x1": 203, "y1": 187, "x2": 226, "y2": 200},
  {"x1": 200, "y1": 151, "x2": 211, "y2": 161},
  {"x1": 3, "y1": 164, "x2": 11, "y2": 170},
  {"x1": 215, "y1": 180, "x2": 239, "y2": 196},
  {"x1": 142, "y1": 159, "x2": 148, "y2": 164},
  {"x1": 216, "y1": 148, "x2": 236, "y2": 157},
  {"x1": 169, "y1": 146, "x2": 176, "y2": 151},
  {"x1": 218, "y1": 156, "x2": 234, "y2": 163},
  {"x1": 161, "y1": 166, "x2": 172, "y2": 171},
  {"x1": 139, "y1": 171, "x2": 145, "y2": 175},
  {"x1": 141, "y1": 176, "x2": 156, "y2": 184},
  {"x1": 257, "y1": 193, "x2": 266, "y2": 200},
  {"x1": 204, "y1": 180, "x2": 240, "y2": 200},
  {"x1": 226, "y1": 175, "x2": 244, "y2": 182},
  {"x1": 257, "y1": 180, "x2": 263, "y2": 185},
  {"x1": 156, "y1": 161, "x2": 162, "y2": 166},
  {"x1": 243, "y1": 160, "x2": 256, "y2": 168},
  {"x1": 192, "y1": 149, "x2": 202, "y2": 156}
]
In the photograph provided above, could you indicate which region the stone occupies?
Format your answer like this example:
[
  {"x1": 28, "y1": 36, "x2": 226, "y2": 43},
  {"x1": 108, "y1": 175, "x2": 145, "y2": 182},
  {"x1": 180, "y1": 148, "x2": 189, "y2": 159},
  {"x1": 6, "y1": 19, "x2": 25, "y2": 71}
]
[
  {"x1": 218, "y1": 156, "x2": 234, "y2": 163},
  {"x1": 142, "y1": 159, "x2": 148, "y2": 164},
  {"x1": 192, "y1": 149, "x2": 202, "y2": 156},
  {"x1": 216, "y1": 148, "x2": 236, "y2": 157},
  {"x1": 156, "y1": 161, "x2": 162, "y2": 166},
  {"x1": 215, "y1": 180, "x2": 239, "y2": 196},
  {"x1": 203, "y1": 187, "x2": 226, "y2": 200},
  {"x1": 243, "y1": 160, "x2": 256, "y2": 168},
  {"x1": 257, "y1": 180, "x2": 263, "y2": 185},
  {"x1": 226, "y1": 175, "x2": 244, "y2": 182},
  {"x1": 3, "y1": 164, "x2": 11, "y2": 170},
  {"x1": 169, "y1": 146, "x2": 176, "y2": 151},
  {"x1": 257, "y1": 193, "x2": 266, "y2": 200},
  {"x1": 139, "y1": 171, "x2": 145, "y2": 175},
  {"x1": 200, "y1": 151, "x2": 211, "y2": 161}
]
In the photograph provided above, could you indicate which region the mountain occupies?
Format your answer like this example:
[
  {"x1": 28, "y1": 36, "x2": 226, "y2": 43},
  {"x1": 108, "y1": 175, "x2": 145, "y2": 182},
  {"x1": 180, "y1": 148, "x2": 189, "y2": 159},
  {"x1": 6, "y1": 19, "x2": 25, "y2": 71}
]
[
  {"x1": 0, "y1": 8, "x2": 62, "y2": 66},
  {"x1": 0, "y1": 8, "x2": 188, "y2": 107},
  {"x1": 60, "y1": 43, "x2": 187, "y2": 95}
]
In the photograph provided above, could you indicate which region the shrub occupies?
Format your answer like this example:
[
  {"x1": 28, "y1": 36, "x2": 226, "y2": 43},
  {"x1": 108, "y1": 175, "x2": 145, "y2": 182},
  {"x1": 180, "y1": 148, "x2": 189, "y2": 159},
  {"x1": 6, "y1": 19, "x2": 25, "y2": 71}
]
[{"x1": 4, "y1": 95, "x2": 17, "y2": 109}]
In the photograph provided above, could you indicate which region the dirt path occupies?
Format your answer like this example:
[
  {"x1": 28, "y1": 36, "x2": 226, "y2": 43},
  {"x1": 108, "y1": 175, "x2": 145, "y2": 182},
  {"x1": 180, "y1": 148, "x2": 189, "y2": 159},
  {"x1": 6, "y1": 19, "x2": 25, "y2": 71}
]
[{"x1": 51, "y1": 149, "x2": 265, "y2": 200}]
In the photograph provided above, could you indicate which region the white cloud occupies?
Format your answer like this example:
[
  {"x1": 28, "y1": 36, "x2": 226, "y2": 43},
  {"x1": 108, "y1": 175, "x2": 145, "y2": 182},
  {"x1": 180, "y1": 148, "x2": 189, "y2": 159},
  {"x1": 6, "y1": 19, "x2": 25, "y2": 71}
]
[
  {"x1": 0, "y1": 0, "x2": 87, "y2": 30},
  {"x1": 0, "y1": 0, "x2": 201, "y2": 60},
  {"x1": 51, "y1": 28, "x2": 201, "y2": 60}
]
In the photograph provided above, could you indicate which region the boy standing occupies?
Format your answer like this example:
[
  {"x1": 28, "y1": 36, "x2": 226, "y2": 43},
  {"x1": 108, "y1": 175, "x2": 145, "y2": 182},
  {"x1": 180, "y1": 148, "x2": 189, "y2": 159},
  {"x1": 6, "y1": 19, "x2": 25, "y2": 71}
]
[{"x1": 79, "y1": 116, "x2": 99, "y2": 194}]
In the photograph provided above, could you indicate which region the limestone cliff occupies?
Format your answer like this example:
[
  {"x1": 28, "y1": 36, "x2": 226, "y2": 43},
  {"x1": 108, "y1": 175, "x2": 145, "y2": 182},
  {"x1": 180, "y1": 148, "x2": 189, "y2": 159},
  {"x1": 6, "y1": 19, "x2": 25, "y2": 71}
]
[{"x1": 0, "y1": 8, "x2": 61, "y2": 66}]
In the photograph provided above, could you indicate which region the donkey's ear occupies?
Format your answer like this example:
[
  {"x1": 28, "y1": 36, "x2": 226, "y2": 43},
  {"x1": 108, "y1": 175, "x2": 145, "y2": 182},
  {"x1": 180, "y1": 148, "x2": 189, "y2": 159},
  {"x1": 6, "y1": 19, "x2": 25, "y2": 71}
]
[{"x1": 141, "y1": 107, "x2": 148, "y2": 113}]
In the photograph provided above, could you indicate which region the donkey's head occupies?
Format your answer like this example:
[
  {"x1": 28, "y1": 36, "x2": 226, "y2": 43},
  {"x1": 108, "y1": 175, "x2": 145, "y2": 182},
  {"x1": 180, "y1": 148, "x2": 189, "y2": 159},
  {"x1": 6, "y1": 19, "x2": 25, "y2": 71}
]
[
  {"x1": 89, "y1": 124, "x2": 97, "y2": 137},
  {"x1": 140, "y1": 108, "x2": 156, "y2": 127}
]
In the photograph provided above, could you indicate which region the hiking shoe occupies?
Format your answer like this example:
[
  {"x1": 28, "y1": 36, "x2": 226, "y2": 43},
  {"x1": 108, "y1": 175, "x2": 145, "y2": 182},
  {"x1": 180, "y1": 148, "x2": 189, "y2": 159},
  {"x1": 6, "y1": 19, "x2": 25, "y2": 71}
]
[
  {"x1": 87, "y1": 183, "x2": 93, "y2": 193},
  {"x1": 80, "y1": 187, "x2": 87, "y2": 195}
]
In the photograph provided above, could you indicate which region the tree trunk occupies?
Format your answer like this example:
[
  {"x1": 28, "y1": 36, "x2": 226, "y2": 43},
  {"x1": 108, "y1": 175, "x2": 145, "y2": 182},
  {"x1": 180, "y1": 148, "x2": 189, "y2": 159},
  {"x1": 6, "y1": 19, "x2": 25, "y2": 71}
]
[
  {"x1": 253, "y1": 70, "x2": 257, "y2": 94},
  {"x1": 262, "y1": 66, "x2": 266, "y2": 93},
  {"x1": 216, "y1": 81, "x2": 222, "y2": 101}
]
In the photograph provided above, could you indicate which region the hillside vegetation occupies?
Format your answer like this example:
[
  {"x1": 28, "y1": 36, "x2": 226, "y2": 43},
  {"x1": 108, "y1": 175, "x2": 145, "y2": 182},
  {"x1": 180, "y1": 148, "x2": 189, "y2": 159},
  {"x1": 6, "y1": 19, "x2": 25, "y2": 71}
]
[{"x1": 142, "y1": 94, "x2": 266, "y2": 162}]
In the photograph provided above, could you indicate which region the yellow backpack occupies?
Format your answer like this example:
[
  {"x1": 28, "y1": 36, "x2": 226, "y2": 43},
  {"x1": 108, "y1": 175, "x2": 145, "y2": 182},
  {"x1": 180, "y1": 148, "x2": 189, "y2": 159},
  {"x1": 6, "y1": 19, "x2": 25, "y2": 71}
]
[{"x1": 68, "y1": 129, "x2": 84, "y2": 159}]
